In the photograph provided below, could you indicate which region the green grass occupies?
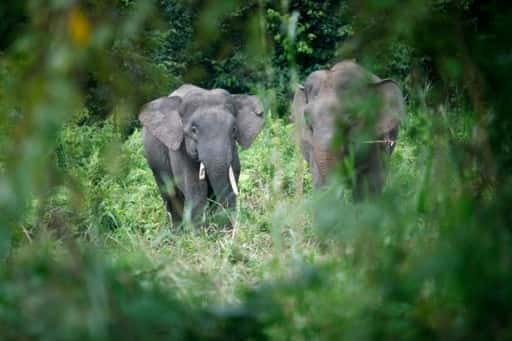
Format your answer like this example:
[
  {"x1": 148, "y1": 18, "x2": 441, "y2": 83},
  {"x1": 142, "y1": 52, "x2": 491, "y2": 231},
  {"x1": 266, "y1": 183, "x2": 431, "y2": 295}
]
[
  {"x1": 42, "y1": 108, "x2": 421, "y2": 286},
  {"x1": 23, "y1": 113, "x2": 319, "y2": 302}
]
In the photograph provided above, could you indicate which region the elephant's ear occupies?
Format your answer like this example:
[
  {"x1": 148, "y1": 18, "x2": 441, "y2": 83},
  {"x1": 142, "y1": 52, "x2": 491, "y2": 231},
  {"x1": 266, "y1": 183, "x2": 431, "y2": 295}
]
[
  {"x1": 373, "y1": 79, "x2": 406, "y2": 135},
  {"x1": 292, "y1": 84, "x2": 315, "y2": 161},
  {"x1": 232, "y1": 95, "x2": 264, "y2": 148},
  {"x1": 139, "y1": 96, "x2": 183, "y2": 151}
]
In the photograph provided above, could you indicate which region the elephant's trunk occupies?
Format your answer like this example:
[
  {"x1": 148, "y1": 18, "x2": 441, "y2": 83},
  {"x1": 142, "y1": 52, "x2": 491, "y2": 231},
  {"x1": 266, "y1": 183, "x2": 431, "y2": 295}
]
[
  {"x1": 312, "y1": 126, "x2": 339, "y2": 184},
  {"x1": 314, "y1": 147, "x2": 337, "y2": 182},
  {"x1": 200, "y1": 150, "x2": 237, "y2": 209},
  {"x1": 199, "y1": 162, "x2": 238, "y2": 196}
]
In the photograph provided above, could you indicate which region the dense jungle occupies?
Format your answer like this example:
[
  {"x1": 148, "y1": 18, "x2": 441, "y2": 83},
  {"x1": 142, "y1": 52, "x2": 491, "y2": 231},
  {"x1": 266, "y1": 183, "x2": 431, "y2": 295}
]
[{"x1": 1, "y1": 0, "x2": 511, "y2": 339}]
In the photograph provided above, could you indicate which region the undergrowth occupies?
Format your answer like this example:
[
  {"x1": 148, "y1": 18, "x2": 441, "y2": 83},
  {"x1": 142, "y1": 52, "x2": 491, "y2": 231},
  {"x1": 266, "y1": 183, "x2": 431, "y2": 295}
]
[{"x1": 3, "y1": 106, "x2": 489, "y2": 339}]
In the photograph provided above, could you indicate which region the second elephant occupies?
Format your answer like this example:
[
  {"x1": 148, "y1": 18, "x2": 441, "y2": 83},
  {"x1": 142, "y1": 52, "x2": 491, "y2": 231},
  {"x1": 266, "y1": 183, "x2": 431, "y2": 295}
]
[{"x1": 292, "y1": 60, "x2": 406, "y2": 199}]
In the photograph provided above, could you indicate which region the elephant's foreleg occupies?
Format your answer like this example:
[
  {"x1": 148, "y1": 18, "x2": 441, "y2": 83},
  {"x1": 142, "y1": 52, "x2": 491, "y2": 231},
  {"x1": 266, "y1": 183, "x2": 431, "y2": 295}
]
[
  {"x1": 151, "y1": 168, "x2": 184, "y2": 226},
  {"x1": 165, "y1": 191, "x2": 184, "y2": 226}
]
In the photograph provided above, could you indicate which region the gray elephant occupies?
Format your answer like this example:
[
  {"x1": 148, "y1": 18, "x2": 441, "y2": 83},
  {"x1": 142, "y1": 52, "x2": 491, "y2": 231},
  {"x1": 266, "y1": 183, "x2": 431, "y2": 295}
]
[
  {"x1": 292, "y1": 60, "x2": 406, "y2": 199},
  {"x1": 139, "y1": 84, "x2": 264, "y2": 225}
]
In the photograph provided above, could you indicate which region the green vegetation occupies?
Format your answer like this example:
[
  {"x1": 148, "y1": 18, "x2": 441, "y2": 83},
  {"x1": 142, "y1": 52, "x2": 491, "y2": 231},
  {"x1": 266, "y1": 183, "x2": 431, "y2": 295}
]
[{"x1": 1, "y1": 0, "x2": 512, "y2": 339}]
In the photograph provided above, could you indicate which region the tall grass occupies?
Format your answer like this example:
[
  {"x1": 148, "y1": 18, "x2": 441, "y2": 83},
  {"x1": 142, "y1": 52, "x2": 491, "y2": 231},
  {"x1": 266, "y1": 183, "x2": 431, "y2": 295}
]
[{"x1": 1, "y1": 102, "x2": 438, "y2": 339}]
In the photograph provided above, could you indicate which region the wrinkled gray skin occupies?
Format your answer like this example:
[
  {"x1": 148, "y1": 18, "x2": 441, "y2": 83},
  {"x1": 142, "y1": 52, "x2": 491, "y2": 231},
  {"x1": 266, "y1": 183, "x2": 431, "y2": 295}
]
[
  {"x1": 292, "y1": 60, "x2": 406, "y2": 199},
  {"x1": 140, "y1": 84, "x2": 263, "y2": 225}
]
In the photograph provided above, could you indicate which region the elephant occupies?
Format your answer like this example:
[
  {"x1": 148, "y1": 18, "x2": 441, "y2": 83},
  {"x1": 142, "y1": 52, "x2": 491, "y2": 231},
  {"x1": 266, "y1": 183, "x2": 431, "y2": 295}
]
[
  {"x1": 139, "y1": 84, "x2": 264, "y2": 225},
  {"x1": 292, "y1": 60, "x2": 406, "y2": 199}
]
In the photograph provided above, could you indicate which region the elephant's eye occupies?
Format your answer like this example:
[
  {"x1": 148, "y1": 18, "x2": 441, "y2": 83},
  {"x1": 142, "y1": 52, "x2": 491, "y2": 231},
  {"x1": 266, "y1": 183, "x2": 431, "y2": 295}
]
[
  {"x1": 232, "y1": 126, "x2": 237, "y2": 136},
  {"x1": 190, "y1": 125, "x2": 198, "y2": 135}
]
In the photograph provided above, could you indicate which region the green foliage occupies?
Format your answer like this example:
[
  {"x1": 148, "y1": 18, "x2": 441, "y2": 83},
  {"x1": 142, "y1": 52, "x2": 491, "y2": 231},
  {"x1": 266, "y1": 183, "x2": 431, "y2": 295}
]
[
  {"x1": 264, "y1": 0, "x2": 353, "y2": 115},
  {"x1": 54, "y1": 118, "x2": 157, "y2": 234},
  {"x1": 81, "y1": 1, "x2": 179, "y2": 124},
  {"x1": 0, "y1": 240, "x2": 268, "y2": 340},
  {"x1": 156, "y1": 0, "x2": 196, "y2": 77},
  {"x1": 2, "y1": 0, "x2": 512, "y2": 339},
  {"x1": 266, "y1": 0, "x2": 351, "y2": 75},
  {"x1": 0, "y1": 1, "x2": 27, "y2": 51}
]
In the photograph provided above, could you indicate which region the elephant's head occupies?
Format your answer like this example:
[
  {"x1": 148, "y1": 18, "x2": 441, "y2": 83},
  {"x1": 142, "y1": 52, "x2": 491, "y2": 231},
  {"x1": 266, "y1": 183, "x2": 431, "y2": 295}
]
[
  {"x1": 139, "y1": 87, "x2": 263, "y2": 208},
  {"x1": 293, "y1": 61, "x2": 405, "y2": 188}
]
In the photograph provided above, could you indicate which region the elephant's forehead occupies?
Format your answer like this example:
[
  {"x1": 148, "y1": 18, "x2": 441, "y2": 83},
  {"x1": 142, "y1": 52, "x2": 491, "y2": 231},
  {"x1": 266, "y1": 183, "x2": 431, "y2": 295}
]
[
  {"x1": 191, "y1": 107, "x2": 235, "y2": 124},
  {"x1": 181, "y1": 93, "x2": 235, "y2": 118}
]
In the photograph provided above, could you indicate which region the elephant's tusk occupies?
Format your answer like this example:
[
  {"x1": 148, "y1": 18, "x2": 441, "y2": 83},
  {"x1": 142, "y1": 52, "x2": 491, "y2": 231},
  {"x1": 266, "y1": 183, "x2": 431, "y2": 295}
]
[
  {"x1": 362, "y1": 139, "x2": 395, "y2": 147},
  {"x1": 199, "y1": 162, "x2": 206, "y2": 180},
  {"x1": 228, "y1": 166, "x2": 239, "y2": 196}
]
